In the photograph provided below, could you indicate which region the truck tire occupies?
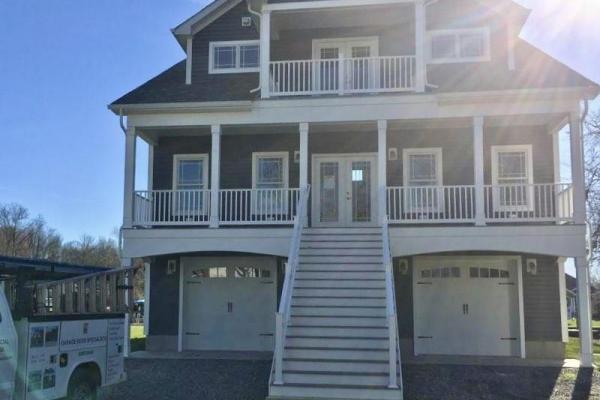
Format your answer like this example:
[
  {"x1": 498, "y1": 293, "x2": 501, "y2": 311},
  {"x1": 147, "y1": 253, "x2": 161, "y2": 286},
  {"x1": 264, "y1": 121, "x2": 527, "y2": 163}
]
[{"x1": 67, "y1": 370, "x2": 98, "y2": 400}]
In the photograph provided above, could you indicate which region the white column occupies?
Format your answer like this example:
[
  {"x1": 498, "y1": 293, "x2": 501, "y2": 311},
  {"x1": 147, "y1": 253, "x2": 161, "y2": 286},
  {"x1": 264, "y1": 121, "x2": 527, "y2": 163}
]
[
  {"x1": 210, "y1": 125, "x2": 221, "y2": 228},
  {"x1": 260, "y1": 10, "x2": 271, "y2": 99},
  {"x1": 144, "y1": 262, "x2": 151, "y2": 336},
  {"x1": 552, "y1": 128, "x2": 561, "y2": 184},
  {"x1": 575, "y1": 256, "x2": 594, "y2": 367},
  {"x1": 378, "y1": 120, "x2": 388, "y2": 224},
  {"x1": 558, "y1": 258, "x2": 568, "y2": 343},
  {"x1": 569, "y1": 110, "x2": 586, "y2": 224},
  {"x1": 414, "y1": 0, "x2": 426, "y2": 92},
  {"x1": 299, "y1": 123, "x2": 309, "y2": 189},
  {"x1": 148, "y1": 142, "x2": 154, "y2": 192},
  {"x1": 123, "y1": 127, "x2": 136, "y2": 229},
  {"x1": 473, "y1": 116, "x2": 485, "y2": 226}
]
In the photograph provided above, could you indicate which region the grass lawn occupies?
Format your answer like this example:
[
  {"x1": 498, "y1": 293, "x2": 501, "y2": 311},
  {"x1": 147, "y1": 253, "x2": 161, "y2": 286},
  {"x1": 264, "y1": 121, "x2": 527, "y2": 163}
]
[
  {"x1": 130, "y1": 324, "x2": 146, "y2": 352},
  {"x1": 564, "y1": 337, "x2": 600, "y2": 365},
  {"x1": 567, "y1": 319, "x2": 600, "y2": 329}
]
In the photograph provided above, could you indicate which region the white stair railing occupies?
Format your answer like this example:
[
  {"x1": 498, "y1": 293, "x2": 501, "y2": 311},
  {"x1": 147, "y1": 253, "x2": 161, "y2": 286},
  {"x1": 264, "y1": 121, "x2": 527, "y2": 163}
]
[
  {"x1": 273, "y1": 185, "x2": 311, "y2": 385},
  {"x1": 382, "y1": 210, "x2": 402, "y2": 389}
]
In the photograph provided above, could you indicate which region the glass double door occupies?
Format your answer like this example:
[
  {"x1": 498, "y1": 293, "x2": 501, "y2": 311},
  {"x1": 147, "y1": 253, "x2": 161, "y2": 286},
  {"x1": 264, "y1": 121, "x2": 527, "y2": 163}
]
[{"x1": 312, "y1": 154, "x2": 377, "y2": 227}]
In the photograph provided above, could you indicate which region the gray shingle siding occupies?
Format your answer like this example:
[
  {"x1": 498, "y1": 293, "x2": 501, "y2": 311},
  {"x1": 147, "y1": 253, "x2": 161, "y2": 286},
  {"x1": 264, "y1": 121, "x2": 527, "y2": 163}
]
[{"x1": 149, "y1": 256, "x2": 180, "y2": 336}]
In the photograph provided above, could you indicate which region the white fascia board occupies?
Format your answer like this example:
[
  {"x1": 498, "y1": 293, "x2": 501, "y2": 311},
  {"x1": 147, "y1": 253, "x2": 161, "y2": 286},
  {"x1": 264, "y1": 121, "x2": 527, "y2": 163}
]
[
  {"x1": 109, "y1": 100, "x2": 253, "y2": 115},
  {"x1": 124, "y1": 92, "x2": 582, "y2": 128},
  {"x1": 264, "y1": 0, "x2": 413, "y2": 11},
  {"x1": 389, "y1": 224, "x2": 587, "y2": 258}
]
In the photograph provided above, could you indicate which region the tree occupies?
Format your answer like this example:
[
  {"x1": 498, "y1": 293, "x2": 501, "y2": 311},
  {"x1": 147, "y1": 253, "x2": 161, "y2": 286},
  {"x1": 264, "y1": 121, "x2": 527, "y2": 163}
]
[
  {"x1": 61, "y1": 235, "x2": 120, "y2": 267},
  {"x1": 584, "y1": 109, "x2": 600, "y2": 283}
]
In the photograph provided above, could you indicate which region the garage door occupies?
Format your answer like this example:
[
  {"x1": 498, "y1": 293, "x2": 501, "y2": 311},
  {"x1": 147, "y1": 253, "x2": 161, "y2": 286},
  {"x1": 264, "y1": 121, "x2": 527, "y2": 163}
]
[
  {"x1": 181, "y1": 256, "x2": 277, "y2": 351},
  {"x1": 414, "y1": 256, "x2": 522, "y2": 357}
]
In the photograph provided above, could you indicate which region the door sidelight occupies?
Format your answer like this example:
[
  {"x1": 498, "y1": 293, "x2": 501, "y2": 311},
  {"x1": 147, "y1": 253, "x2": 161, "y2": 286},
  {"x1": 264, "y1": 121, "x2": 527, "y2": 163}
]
[
  {"x1": 227, "y1": 302, "x2": 233, "y2": 313},
  {"x1": 462, "y1": 304, "x2": 469, "y2": 315}
]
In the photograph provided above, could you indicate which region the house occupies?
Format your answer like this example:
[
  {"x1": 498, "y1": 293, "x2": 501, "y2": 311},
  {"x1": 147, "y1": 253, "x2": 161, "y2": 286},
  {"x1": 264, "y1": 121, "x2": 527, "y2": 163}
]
[{"x1": 110, "y1": 0, "x2": 599, "y2": 398}]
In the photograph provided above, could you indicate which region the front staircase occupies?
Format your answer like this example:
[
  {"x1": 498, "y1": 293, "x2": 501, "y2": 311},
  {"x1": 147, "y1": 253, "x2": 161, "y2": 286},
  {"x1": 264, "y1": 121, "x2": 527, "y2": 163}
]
[{"x1": 268, "y1": 226, "x2": 403, "y2": 400}]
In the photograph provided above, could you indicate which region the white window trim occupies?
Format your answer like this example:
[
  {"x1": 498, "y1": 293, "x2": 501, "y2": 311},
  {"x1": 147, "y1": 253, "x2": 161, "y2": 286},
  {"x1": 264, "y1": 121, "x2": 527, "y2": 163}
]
[
  {"x1": 208, "y1": 40, "x2": 260, "y2": 74},
  {"x1": 252, "y1": 151, "x2": 290, "y2": 216},
  {"x1": 491, "y1": 145, "x2": 534, "y2": 212},
  {"x1": 172, "y1": 154, "x2": 210, "y2": 216},
  {"x1": 402, "y1": 148, "x2": 444, "y2": 213},
  {"x1": 427, "y1": 27, "x2": 491, "y2": 64},
  {"x1": 311, "y1": 37, "x2": 380, "y2": 59}
]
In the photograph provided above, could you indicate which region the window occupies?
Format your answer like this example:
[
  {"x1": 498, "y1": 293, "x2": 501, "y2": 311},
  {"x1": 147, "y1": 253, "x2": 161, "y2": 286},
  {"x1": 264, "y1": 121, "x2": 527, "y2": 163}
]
[
  {"x1": 209, "y1": 41, "x2": 260, "y2": 74},
  {"x1": 491, "y1": 145, "x2": 533, "y2": 211},
  {"x1": 428, "y1": 28, "x2": 490, "y2": 63},
  {"x1": 421, "y1": 267, "x2": 461, "y2": 279},
  {"x1": 173, "y1": 154, "x2": 209, "y2": 216},
  {"x1": 192, "y1": 267, "x2": 227, "y2": 279},
  {"x1": 252, "y1": 152, "x2": 289, "y2": 215},
  {"x1": 234, "y1": 267, "x2": 271, "y2": 278},
  {"x1": 403, "y1": 148, "x2": 443, "y2": 212}
]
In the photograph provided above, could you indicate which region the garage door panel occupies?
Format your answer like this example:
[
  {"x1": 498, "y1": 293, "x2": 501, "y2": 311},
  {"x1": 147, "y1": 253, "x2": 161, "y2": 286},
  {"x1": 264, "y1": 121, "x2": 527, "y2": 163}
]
[
  {"x1": 414, "y1": 257, "x2": 521, "y2": 357},
  {"x1": 182, "y1": 257, "x2": 276, "y2": 352}
]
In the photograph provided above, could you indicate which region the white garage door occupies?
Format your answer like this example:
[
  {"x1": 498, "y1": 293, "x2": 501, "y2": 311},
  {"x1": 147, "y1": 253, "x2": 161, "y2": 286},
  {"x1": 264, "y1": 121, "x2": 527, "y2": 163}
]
[
  {"x1": 414, "y1": 256, "x2": 522, "y2": 357},
  {"x1": 181, "y1": 256, "x2": 277, "y2": 351}
]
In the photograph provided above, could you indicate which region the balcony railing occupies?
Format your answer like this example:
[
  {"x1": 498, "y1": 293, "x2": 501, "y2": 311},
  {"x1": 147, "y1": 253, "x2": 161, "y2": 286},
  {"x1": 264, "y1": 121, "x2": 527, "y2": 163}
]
[
  {"x1": 484, "y1": 183, "x2": 574, "y2": 223},
  {"x1": 386, "y1": 183, "x2": 574, "y2": 224},
  {"x1": 386, "y1": 185, "x2": 476, "y2": 223},
  {"x1": 133, "y1": 188, "x2": 301, "y2": 226},
  {"x1": 269, "y1": 55, "x2": 416, "y2": 96}
]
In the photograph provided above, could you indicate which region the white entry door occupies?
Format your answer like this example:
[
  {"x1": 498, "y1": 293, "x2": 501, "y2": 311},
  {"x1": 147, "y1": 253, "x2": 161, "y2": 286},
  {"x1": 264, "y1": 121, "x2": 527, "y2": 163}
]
[
  {"x1": 312, "y1": 154, "x2": 378, "y2": 227},
  {"x1": 413, "y1": 256, "x2": 522, "y2": 357},
  {"x1": 181, "y1": 257, "x2": 276, "y2": 351}
]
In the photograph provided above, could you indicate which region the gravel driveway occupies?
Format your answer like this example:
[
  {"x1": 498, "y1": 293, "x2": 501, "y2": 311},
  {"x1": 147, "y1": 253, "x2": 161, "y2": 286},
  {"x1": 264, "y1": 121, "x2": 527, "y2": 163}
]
[{"x1": 100, "y1": 358, "x2": 599, "y2": 400}]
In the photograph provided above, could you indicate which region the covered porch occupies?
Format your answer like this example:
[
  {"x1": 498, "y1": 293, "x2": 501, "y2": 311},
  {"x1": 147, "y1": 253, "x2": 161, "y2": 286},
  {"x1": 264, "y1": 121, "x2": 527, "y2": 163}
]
[{"x1": 123, "y1": 115, "x2": 579, "y2": 229}]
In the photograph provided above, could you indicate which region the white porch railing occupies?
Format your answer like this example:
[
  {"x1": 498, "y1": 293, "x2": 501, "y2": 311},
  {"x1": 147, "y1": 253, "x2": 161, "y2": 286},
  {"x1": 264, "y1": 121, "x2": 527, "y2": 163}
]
[
  {"x1": 382, "y1": 214, "x2": 402, "y2": 389},
  {"x1": 386, "y1": 183, "x2": 574, "y2": 224},
  {"x1": 386, "y1": 185, "x2": 476, "y2": 223},
  {"x1": 273, "y1": 185, "x2": 311, "y2": 385},
  {"x1": 133, "y1": 190, "x2": 211, "y2": 226},
  {"x1": 269, "y1": 55, "x2": 416, "y2": 96},
  {"x1": 133, "y1": 188, "x2": 302, "y2": 226},
  {"x1": 219, "y1": 188, "x2": 301, "y2": 225},
  {"x1": 484, "y1": 183, "x2": 574, "y2": 223}
]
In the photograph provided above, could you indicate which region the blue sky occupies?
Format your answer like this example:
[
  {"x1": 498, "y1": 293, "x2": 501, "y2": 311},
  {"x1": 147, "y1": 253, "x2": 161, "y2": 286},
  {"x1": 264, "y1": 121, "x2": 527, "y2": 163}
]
[{"x1": 0, "y1": 0, "x2": 599, "y2": 243}]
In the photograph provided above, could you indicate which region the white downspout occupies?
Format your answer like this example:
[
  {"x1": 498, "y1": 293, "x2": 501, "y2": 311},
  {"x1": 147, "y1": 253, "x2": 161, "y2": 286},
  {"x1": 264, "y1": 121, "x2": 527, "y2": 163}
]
[{"x1": 248, "y1": 1, "x2": 262, "y2": 93}]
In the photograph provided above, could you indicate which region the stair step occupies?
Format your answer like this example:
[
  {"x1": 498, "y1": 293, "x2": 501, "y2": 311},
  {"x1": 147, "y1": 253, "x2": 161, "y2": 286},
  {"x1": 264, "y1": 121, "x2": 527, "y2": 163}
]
[
  {"x1": 283, "y1": 358, "x2": 392, "y2": 374},
  {"x1": 291, "y1": 305, "x2": 386, "y2": 317},
  {"x1": 268, "y1": 382, "x2": 401, "y2": 400},
  {"x1": 299, "y1": 263, "x2": 383, "y2": 272},
  {"x1": 299, "y1": 248, "x2": 382, "y2": 256},
  {"x1": 290, "y1": 316, "x2": 387, "y2": 327},
  {"x1": 296, "y1": 271, "x2": 385, "y2": 280},
  {"x1": 284, "y1": 347, "x2": 388, "y2": 361},
  {"x1": 294, "y1": 279, "x2": 385, "y2": 289},
  {"x1": 300, "y1": 241, "x2": 382, "y2": 249},
  {"x1": 287, "y1": 326, "x2": 388, "y2": 338},
  {"x1": 286, "y1": 336, "x2": 388, "y2": 349},
  {"x1": 283, "y1": 370, "x2": 396, "y2": 387},
  {"x1": 292, "y1": 296, "x2": 386, "y2": 307},
  {"x1": 294, "y1": 288, "x2": 385, "y2": 297},
  {"x1": 303, "y1": 228, "x2": 381, "y2": 235},
  {"x1": 299, "y1": 255, "x2": 382, "y2": 264}
]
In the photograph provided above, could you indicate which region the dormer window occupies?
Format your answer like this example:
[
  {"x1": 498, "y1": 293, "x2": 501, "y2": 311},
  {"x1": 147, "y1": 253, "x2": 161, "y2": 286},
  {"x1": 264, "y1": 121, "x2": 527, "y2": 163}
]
[
  {"x1": 428, "y1": 28, "x2": 490, "y2": 63},
  {"x1": 209, "y1": 40, "x2": 260, "y2": 74}
]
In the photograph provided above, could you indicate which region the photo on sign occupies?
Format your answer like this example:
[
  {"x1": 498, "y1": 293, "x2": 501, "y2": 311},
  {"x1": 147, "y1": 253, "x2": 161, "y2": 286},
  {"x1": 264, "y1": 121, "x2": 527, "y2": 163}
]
[
  {"x1": 45, "y1": 326, "x2": 58, "y2": 347},
  {"x1": 43, "y1": 368, "x2": 56, "y2": 389},
  {"x1": 30, "y1": 327, "x2": 44, "y2": 348},
  {"x1": 28, "y1": 371, "x2": 42, "y2": 392}
]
